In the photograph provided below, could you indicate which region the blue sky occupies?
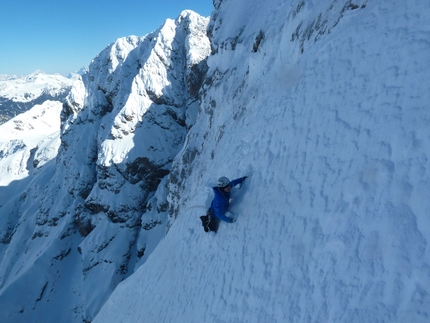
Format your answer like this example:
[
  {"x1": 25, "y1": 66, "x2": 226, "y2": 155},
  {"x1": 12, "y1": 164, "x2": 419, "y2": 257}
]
[{"x1": 0, "y1": 0, "x2": 213, "y2": 76}]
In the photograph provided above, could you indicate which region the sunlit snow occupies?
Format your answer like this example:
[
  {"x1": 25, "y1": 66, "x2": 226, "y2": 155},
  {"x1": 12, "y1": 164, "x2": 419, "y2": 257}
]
[{"x1": 95, "y1": 1, "x2": 430, "y2": 322}]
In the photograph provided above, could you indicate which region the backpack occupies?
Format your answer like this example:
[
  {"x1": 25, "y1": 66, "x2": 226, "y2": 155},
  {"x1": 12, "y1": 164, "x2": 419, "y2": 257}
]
[{"x1": 200, "y1": 208, "x2": 219, "y2": 233}]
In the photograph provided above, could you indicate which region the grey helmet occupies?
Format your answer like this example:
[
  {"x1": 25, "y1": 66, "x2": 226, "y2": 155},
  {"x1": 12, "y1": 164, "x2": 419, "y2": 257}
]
[{"x1": 218, "y1": 176, "x2": 230, "y2": 188}]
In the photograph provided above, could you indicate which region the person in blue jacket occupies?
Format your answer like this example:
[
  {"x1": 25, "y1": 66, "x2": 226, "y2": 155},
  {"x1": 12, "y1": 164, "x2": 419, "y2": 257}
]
[{"x1": 202, "y1": 175, "x2": 247, "y2": 232}]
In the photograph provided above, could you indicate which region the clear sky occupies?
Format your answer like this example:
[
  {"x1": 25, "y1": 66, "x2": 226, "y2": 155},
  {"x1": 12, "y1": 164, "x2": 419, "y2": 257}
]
[{"x1": 0, "y1": 0, "x2": 213, "y2": 76}]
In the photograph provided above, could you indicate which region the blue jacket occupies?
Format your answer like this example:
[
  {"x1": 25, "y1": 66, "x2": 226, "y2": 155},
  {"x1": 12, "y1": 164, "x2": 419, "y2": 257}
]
[{"x1": 210, "y1": 177, "x2": 245, "y2": 222}]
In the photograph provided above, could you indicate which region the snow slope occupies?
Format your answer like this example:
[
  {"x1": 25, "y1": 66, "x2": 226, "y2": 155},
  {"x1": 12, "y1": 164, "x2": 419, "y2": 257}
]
[
  {"x1": 0, "y1": 100, "x2": 62, "y2": 186},
  {"x1": 93, "y1": 0, "x2": 430, "y2": 322}
]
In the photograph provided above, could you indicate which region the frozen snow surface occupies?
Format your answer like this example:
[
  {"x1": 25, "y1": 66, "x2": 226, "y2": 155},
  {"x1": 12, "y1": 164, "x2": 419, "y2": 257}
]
[{"x1": 1, "y1": 1, "x2": 430, "y2": 322}]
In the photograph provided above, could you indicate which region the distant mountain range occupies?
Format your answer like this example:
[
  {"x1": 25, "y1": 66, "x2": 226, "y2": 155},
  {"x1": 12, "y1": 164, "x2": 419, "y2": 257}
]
[{"x1": 0, "y1": 70, "x2": 82, "y2": 124}]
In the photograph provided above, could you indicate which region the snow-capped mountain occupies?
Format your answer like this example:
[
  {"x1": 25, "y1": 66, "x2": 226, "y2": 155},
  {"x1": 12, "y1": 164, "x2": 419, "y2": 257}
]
[
  {"x1": 1, "y1": 1, "x2": 430, "y2": 323},
  {"x1": 0, "y1": 10, "x2": 210, "y2": 323},
  {"x1": 0, "y1": 70, "x2": 76, "y2": 124}
]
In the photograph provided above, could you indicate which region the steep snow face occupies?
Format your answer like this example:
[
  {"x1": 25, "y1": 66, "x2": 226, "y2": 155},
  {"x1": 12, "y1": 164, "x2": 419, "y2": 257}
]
[
  {"x1": 0, "y1": 10, "x2": 210, "y2": 323},
  {"x1": 94, "y1": 1, "x2": 430, "y2": 323},
  {"x1": 0, "y1": 71, "x2": 75, "y2": 124}
]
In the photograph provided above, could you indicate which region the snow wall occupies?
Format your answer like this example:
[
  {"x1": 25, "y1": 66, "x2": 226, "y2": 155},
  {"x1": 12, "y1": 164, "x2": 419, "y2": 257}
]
[{"x1": 94, "y1": 1, "x2": 430, "y2": 323}]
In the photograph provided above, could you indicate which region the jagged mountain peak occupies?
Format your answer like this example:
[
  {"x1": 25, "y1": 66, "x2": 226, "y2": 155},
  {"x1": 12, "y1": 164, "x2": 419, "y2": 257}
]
[{"x1": 26, "y1": 69, "x2": 46, "y2": 77}]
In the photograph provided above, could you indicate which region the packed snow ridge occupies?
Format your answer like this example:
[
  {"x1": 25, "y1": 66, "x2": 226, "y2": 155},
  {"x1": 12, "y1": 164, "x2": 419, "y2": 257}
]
[{"x1": 1, "y1": 1, "x2": 430, "y2": 323}]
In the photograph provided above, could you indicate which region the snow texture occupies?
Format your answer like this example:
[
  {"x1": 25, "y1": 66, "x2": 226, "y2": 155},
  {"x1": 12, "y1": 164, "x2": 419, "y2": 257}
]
[{"x1": 94, "y1": 1, "x2": 430, "y2": 323}]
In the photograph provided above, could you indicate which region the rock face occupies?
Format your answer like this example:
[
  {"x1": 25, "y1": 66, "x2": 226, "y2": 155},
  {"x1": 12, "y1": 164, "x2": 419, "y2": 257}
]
[{"x1": 0, "y1": 10, "x2": 210, "y2": 323}]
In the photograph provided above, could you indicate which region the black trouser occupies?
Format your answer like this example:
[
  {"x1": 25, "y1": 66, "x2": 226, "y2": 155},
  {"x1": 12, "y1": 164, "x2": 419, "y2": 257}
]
[{"x1": 200, "y1": 208, "x2": 219, "y2": 232}]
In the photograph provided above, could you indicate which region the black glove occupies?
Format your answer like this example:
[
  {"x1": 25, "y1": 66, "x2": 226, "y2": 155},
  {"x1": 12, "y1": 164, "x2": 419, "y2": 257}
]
[
  {"x1": 229, "y1": 218, "x2": 236, "y2": 223},
  {"x1": 243, "y1": 176, "x2": 248, "y2": 181}
]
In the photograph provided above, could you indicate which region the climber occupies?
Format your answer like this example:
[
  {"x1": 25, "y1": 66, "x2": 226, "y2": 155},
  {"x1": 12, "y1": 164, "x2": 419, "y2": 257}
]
[{"x1": 200, "y1": 175, "x2": 248, "y2": 232}]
